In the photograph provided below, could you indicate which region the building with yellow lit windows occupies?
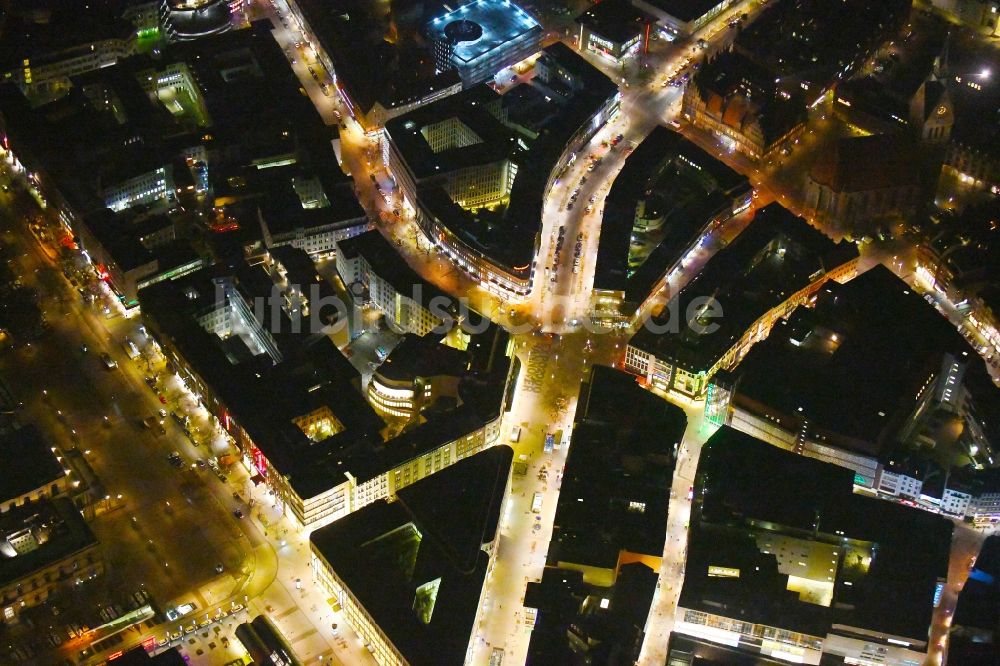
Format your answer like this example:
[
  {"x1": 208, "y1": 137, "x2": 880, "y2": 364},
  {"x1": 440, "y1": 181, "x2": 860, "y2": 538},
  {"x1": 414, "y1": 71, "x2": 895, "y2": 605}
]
[{"x1": 310, "y1": 446, "x2": 513, "y2": 666}]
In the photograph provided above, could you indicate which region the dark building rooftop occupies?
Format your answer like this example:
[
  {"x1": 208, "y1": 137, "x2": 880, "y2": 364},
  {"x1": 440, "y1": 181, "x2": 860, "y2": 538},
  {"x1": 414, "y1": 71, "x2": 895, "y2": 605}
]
[
  {"x1": 594, "y1": 125, "x2": 750, "y2": 303},
  {"x1": 731, "y1": 265, "x2": 998, "y2": 456},
  {"x1": 548, "y1": 366, "x2": 684, "y2": 571},
  {"x1": 630, "y1": 203, "x2": 857, "y2": 373},
  {"x1": 810, "y1": 133, "x2": 921, "y2": 193},
  {"x1": 0, "y1": 497, "x2": 99, "y2": 587},
  {"x1": 375, "y1": 334, "x2": 470, "y2": 383},
  {"x1": 683, "y1": 426, "x2": 953, "y2": 642},
  {"x1": 734, "y1": 0, "x2": 911, "y2": 97},
  {"x1": 0, "y1": 425, "x2": 65, "y2": 503},
  {"x1": 137, "y1": 253, "x2": 386, "y2": 495},
  {"x1": 575, "y1": 0, "x2": 651, "y2": 44},
  {"x1": 293, "y1": 0, "x2": 460, "y2": 114},
  {"x1": 525, "y1": 561, "x2": 657, "y2": 664},
  {"x1": 310, "y1": 445, "x2": 513, "y2": 666},
  {"x1": 0, "y1": 0, "x2": 134, "y2": 71}
]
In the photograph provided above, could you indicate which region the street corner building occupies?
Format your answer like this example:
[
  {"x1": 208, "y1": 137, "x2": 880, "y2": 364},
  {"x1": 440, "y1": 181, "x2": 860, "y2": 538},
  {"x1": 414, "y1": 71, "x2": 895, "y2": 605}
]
[
  {"x1": 671, "y1": 425, "x2": 953, "y2": 665},
  {"x1": 309, "y1": 445, "x2": 514, "y2": 666}
]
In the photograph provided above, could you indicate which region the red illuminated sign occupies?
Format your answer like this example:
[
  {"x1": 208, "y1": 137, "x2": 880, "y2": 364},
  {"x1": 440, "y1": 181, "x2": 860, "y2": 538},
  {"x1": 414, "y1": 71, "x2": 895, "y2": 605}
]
[{"x1": 252, "y1": 446, "x2": 268, "y2": 477}]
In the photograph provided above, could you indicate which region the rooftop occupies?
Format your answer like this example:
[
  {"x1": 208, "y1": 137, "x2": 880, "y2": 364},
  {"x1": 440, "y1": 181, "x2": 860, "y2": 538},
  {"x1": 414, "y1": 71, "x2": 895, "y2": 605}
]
[
  {"x1": 0, "y1": 0, "x2": 134, "y2": 70},
  {"x1": 425, "y1": 0, "x2": 540, "y2": 65},
  {"x1": 384, "y1": 85, "x2": 519, "y2": 181},
  {"x1": 292, "y1": 0, "x2": 460, "y2": 113},
  {"x1": 336, "y1": 230, "x2": 457, "y2": 317},
  {"x1": 731, "y1": 265, "x2": 998, "y2": 454},
  {"x1": 575, "y1": 0, "x2": 651, "y2": 44},
  {"x1": 630, "y1": 203, "x2": 857, "y2": 373},
  {"x1": 594, "y1": 125, "x2": 750, "y2": 301},
  {"x1": 0, "y1": 425, "x2": 66, "y2": 504},
  {"x1": 0, "y1": 497, "x2": 99, "y2": 587},
  {"x1": 390, "y1": 46, "x2": 618, "y2": 274},
  {"x1": 735, "y1": 0, "x2": 911, "y2": 94},
  {"x1": 682, "y1": 426, "x2": 953, "y2": 641},
  {"x1": 310, "y1": 445, "x2": 513, "y2": 666},
  {"x1": 137, "y1": 252, "x2": 387, "y2": 494},
  {"x1": 809, "y1": 133, "x2": 921, "y2": 193},
  {"x1": 548, "y1": 366, "x2": 684, "y2": 570},
  {"x1": 640, "y1": 0, "x2": 730, "y2": 23},
  {"x1": 374, "y1": 334, "x2": 470, "y2": 383},
  {"x1": 691, "y1": 49, "x2": 808, "y2": 146}
]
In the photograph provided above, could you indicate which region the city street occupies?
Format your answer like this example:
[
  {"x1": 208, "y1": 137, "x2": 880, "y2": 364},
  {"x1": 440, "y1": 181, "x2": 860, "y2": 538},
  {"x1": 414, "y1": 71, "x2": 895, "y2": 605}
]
[
  {"x1": 0, "y1": 186, "x2": 271, "y2": 664},
  {"x1": 2, "y1": 0, "x2": 993, "y2": 664}
]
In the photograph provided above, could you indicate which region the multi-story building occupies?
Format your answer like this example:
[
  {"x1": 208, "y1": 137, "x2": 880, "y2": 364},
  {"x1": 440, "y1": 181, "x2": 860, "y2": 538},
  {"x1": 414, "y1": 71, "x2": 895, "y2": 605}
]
[
  {"x1": 542, "y1": 367, "x2": 685, "y2": 589},
  {"x1": 682, "y1": 50, "x2": 807, "y2": 161},
  {"x1": 104, "y1": 164, "x2": 177, "y2": 212},
  {"x1": 969, "y1": 469, "x2": 1000, "y2": 525},
  {"x1": 625, "y1": 204, "x2": 859, "y2": 398},
  {"x1": 385, "y1": 43, "x2": 620, "y2": 300},
  {"x1": 140, "y1": 250, "x2": 513, "y2": 531},
  {"x1": 930, "y1": 0, "x2": 1000, "y2": 36},
  {"x1": 944, "y1": 138, "x2": 1000, "y2": 194},
  {"x1": 575, "y1": 0, "x2": 651, "y2": 64},
  {"x1": 631, "y1": 0, "x2": 738, "y2": 38},
  {"x1": 875, "y1": 458, "x2": 925, "y2": 500},
  {"x1": 287, "y1": 0, "x2": 462, "y2": 130},
  {"x1": 0, "y1": 2, "x2": 138, "y2": 97},
  {"x1": 732, "y1": 0, "x2": 911, "y2": 104},
  {"x1": 13, "y1": 40, "x2": 133, "y2": 90},
  {"x1": 426, "y1": 0, "x2": 543, "y2": 88},
  {"x1": 366, "y1": 334, "x2": 467, "y2": 421},
  {"x1": 0, "y1": 426, "x2": 71, "y2": 515},
  {"x1": 158, "y1": 0, "x2": 232, "y2": 42},
  {"x1": 310, "y1": 446, "x2": 513, "y2": 666},
  {"x1": 0, "y1": 498, "x2": 103, "y2": 622},
  {"x1": 335, "y1": 231, "x2": 456, "y2": 337},
  {"x1": 708, "y1": 266, "x2": 1000, "y2": 490},
  {"x1": 593, "y1": 125, "x2": 752, "y2": 325},
  {"x1": 672, "y1": 426, "x2": 953, "y2": 666},
  {"x1": 805, "y1": 133, "x2": 923, "y2": 229}
]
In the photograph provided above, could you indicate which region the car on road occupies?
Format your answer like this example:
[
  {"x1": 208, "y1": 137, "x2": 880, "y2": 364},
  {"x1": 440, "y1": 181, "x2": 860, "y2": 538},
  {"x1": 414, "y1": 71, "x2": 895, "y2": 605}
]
[
  {"x1": 233, "y1": 508, "x2": 244, "y2": 519},
  {"x1": 167, "y1": 452, "x2": 183, "y2": 468},
  {"x1": 101, "y1": 353, "x2": 117, "y2": 369},
  {"x1": 531, "y1": 492, "x2": 543, "y2": 513}
]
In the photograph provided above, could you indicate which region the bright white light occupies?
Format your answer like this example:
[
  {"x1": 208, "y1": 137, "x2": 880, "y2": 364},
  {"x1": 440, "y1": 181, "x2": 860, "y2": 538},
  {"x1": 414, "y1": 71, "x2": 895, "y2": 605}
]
[{"x1": 981, "y1": 68, "x2": 991, "y2": 79}]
